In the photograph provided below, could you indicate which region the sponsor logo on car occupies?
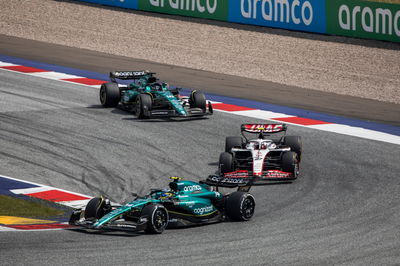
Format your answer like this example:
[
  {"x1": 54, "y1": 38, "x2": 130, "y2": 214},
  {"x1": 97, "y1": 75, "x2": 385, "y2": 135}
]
[
  {"x1": 263, "y1": 170, "x2": 292, "y2": 178},
  {"x1": 243, "y1": 124, "x2": 284, "y2": 133},
  {"x1": 223, "y1": 170, "x2": 249, "y2": 178},
  {"x1": 152, "y1": 111, "x2": 169, "y2": 115},
  {"x1": 209, "y1": 172, "x2": 249, "y2": 184},
  {"x1": 183, "y1": 185, "x2": 202, "y2": 192},
  {"x1": 221, "y1": 178, "x2": 247, "y2": 184},
  {"x1": 193, "y1": 205, "x2": 214, "y2": 215},
  {"x1": 115, "y1": 224, "x2": 137, "y2": 229},
  {"x1": 114, "y1": 71, "x2": 146, "y2": 77}
]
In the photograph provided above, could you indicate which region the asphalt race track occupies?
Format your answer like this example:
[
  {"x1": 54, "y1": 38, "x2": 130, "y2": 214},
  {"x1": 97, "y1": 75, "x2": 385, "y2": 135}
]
[
  {"x1": 1, "y1": 63, "x2": 400, "y2": 265},
  {"x1": 2, "y1": 35, "x2": 400, "y2": 127}
]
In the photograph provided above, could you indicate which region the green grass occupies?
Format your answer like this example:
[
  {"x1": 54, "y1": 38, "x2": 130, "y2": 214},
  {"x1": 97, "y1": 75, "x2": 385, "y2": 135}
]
[{"x1": 0, "y1": 195, "x2": 64, "y2": 218}]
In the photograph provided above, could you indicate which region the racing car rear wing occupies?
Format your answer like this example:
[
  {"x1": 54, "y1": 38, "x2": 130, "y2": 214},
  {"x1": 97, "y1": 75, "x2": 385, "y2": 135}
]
[
  {"x1": 109, "y1": 71, "x2": 156, "y2": 82},
  {"x1": 241, "y1": 123, "x2": 287, "y2": 134}
]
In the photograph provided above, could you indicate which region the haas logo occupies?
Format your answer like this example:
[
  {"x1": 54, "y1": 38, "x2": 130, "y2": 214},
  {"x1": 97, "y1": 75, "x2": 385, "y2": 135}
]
[{"x1": 245, "y1": 124, "x2": 283, "y2": 132}]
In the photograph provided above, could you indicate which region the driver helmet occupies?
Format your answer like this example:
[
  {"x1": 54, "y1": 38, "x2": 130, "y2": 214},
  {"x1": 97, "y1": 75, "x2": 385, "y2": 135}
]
[
  {"x1": 147, "y1": 76, "x2": 157, "y2": 83},
  {"x1": 160, "y1": 191, "x2": 173, "y2": 198},
  {"x1": 261, "y1": 143, "x2": 267, "y2": 149}
]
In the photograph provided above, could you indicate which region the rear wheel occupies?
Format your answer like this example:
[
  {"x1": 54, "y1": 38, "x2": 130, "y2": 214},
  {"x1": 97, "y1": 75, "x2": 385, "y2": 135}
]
[
  {"x1": 141, "y1": 204, "x2": 168, "y2": 234},
  {"x1": 208, "y1": 101, "x2": 213, "y2": 114},
  {"x1": 283, "y1": 136, "x2": 302, "y2": 161},
  {"x1": 225, "y1": 136, "x2": 242, "y2": 152},
  {"x1": 100, "y1": 83, "x2": 120, "y2": 107},
  {"x1": 190, "y1": 91, "x2": 206, "y2": 111},
  {"x1": 84, "y1": 197, "x2": 111, "y2": 219},
  {"x1": 226, "y1": 192, "x2": 255, "y2": 221},
  {"x1": 219, "y1": 152, "x2": 234, "y2": 174},
  {"x1": 282, "y1": 151, "x2": 299, "y2": 178},
  {"x1": 135, "y1": 94, "x2": 152, "y2": 119}
]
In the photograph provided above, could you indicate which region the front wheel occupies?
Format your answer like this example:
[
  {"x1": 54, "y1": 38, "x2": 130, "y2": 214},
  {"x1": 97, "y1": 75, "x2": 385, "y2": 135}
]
[
  {"x1": 84, "y1": 197, "x2": 111, "y2": 220},
  {"x1": 69, "y1": 210, "x2": 81, "y2": 225},
  {"x1": 281, "y1": 151, "x2": 299, "y2": 178},
  {"x1": 225, "y1": 192, "x2": 255, "y2": 221},
  {"x1": 135, "y1": 94, "x2": 152, "y2": 119},
  {"x1": 141, "y1": 204, "x2": 169, "y2": 234},
  {"x1": 219, "y1": 152, "x2": 234, "y2": 174},
  {"x1": 225, "y1": 136, "x2": 242, "y2": 152},
  {"x1": 190, "y1": 91, "x2": 206, "y2": 111},
  {"x1": 283, "y1": 136, "x2": 302, "y2": 161}
]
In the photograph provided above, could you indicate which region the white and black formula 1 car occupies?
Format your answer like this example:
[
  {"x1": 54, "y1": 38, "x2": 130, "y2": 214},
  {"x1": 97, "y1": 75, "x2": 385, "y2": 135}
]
[{"x1": 218, "y1": 123, "x2": 302, "y2": 181}]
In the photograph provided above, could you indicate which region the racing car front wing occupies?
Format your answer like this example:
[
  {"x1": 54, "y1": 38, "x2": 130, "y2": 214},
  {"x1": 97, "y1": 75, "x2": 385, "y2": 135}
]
[
  {"x1": 148, "y1": 107, "x2": 212, "y2": 118},
  {"x1": 69, "y1": 210, "x2": 148, "y2": 232},
  {"x1": 72, "y1": 219, "x2": 148, "y2": 232},
  {"x1": 144, "y1": 101, "x2": 213, "y2": 118}
]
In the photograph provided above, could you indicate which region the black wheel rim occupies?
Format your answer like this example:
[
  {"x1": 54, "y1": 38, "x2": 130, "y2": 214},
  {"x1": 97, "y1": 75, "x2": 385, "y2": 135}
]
[
  {"x1": 242, "y1": 197, "x2": 255, "y2": 219},
  {"x1": 153, "y1": 209, "x2": 167, "y2": 231},
  {"x1": 100, "y1": 87, "x2": 106, "y2": 105}
]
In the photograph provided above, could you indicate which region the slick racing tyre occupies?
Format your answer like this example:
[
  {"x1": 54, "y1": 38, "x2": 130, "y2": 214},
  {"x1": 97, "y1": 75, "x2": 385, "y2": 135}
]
[
  {"x1": 84, "y1": 197, "x2": 111, "y2": 220},
  {"x1": 281, "y1": 151, "x2": 299, "y2": 178},
  {"x1": 100, "y1": 83, "x2": 120, "y2": 107},
  {"x1": 225, "y1": 136, "x2": 243, "y2": 152},
  {"x1": 219, "y1": 152, "x2": 234, "y2": 174},
  {"x1": 190, "y1": 91, "x2": 206, "y2": 111},
  {"x1": 68, "y1": 210, "x2": 81, "y2": 225},
  {"x1": 141, "y1": 204, "x2": 169, "y2": 234},
  {"x1": 226, "y1": 192, "x2": 255, "y2": 221},
  {"x1": 135, "y1": 93, "x2": 152, "y2": 119},
  {"x1": 283, "y1": 136, "x2": 302, "y2": 161}
]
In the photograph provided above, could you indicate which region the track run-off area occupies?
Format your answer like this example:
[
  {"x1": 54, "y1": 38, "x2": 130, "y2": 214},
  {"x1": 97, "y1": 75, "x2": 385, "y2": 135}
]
[{"x1": 0, "y1": 54, "x2": 399, "y2": 265}]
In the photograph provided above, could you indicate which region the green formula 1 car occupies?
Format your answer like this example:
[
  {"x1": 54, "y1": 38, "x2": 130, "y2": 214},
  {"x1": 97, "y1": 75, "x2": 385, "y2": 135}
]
[
  {"x1": 99, "y1": 71, "x2": 213, "y2": 119},
  {"x1": 69, "y1": 176, "x2": 256, "y2": 234}
]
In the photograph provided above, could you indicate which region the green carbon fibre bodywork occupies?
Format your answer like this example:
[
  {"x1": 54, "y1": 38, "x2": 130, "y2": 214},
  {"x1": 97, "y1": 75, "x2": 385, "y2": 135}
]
[
  {"x1": 92, "y1": 180, "x2": 223, "y2": 229},
  {"x1": 120, "y1": 75, "x2": 187, "y2": 115}
]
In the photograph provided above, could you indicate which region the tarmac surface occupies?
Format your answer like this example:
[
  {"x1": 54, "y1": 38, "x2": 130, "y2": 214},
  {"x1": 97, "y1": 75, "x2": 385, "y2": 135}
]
[
  {"x1": 0, "y1": 69, "x2": 399, "y2": 265},
  {"x1": 1, "y1": 35, "x2": 399, "y2": 126}
]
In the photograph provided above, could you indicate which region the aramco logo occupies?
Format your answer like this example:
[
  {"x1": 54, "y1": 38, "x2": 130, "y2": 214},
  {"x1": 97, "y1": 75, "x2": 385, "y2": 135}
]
[
  {"x1": 240, "y1": 0, "x2": 314, "y2": 26},
  {"x1": 338, "y1": 4, "x2": 400, "y2": 36},
  {"x1": 149, "y1": 0, "x2": 218, "y2": 14}
]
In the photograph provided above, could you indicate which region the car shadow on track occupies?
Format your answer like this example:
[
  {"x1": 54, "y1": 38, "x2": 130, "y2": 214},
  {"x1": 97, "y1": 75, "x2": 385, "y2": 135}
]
[
  {"x1": 66, "y1": 227, "x2": 145, "y2": 237},
  {"x1": 87, "y1": 105, "x2": 133, "y2": 116},
  {"x1": 66, "y1": 221, "x2": 243, "y2": 238},
  {"x1": 86, "y1": 105, "x2": 210, "y2": 122},
  {"x1": 130, "y1": 117, "x2": 210, "y2": 123}
]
